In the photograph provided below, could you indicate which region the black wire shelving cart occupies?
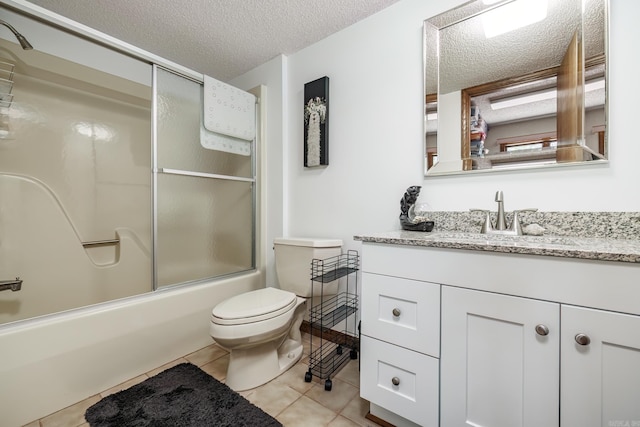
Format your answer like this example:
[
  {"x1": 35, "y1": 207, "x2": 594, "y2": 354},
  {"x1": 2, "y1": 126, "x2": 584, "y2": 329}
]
[{"x1": 304, "y1": 250, "x2": 359, "y2": 391}]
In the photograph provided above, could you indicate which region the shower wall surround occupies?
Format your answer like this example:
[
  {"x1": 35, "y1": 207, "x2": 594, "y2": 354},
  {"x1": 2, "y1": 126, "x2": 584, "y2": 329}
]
[
  {"x1": 0, "y1": 6, "x2": 257, "y2": 325},
  {"x1": 0, "y1": 35, "x2": 153, "y2": 324}
]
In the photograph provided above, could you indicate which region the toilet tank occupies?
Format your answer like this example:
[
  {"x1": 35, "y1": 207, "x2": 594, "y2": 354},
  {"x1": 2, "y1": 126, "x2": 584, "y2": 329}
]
[{"x1": 274, "y1": 237, "x2": 343, "y2": 297}]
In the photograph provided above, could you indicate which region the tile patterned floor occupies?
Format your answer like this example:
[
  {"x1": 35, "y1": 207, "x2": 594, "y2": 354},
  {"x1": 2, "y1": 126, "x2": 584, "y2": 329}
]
[{"x1": 23, "y1": 334, "x2": 382, "y2": 427}]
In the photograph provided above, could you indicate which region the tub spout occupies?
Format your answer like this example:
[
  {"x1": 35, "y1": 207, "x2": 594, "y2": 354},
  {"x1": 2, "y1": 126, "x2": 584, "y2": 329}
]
[{"x1": 0, "y1": 278, "x2": 22, "y2": 291}]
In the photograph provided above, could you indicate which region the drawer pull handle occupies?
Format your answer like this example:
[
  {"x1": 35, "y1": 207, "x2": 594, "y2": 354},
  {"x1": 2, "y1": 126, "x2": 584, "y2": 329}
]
[
  {"x1": 392, "y1": 308, "x2": 401, "y2": 317},
  {"x1": 535, "y1": 324, "x2": 549, "y2": 336},
  {"x1": 392, "y1": 377, "x2": 400, "y2": 386},
  {"x1": 575, "y1": 333, "x2": 591, "y2": 346}
]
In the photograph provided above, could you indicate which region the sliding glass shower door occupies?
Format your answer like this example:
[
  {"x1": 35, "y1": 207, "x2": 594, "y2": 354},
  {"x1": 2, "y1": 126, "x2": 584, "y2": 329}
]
[
  {"x1": 0, "y1": 3, "x2": 257, "y2": 325},
  {"x1": 154, "y1": 67, "x2": 255, "y2": 288}
]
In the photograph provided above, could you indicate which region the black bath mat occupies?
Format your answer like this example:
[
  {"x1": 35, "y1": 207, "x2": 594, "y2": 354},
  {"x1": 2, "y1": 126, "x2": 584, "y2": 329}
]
[{"x1": 85, "y1": 362, "x2": 282, "y2": 427}]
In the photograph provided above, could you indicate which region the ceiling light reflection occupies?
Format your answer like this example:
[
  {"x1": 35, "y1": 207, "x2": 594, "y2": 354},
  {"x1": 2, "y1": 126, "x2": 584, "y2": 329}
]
[
  {"x1": 482, "y1": 0, "x2": 548, "y2": 38},
  {"x1": 73, "y1": 122, "x2": 115, "y2": 142}
]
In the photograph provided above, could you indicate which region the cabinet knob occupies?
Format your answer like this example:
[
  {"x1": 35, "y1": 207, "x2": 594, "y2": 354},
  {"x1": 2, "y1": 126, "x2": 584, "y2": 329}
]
[
  {"x1": 392, "y1": 377, "x2": 400, "y2": 386},
  {"x1": 535, "y1": 324, "x2": 549, "y2": 336},
  {"x1": 575, "y1": 333, "x2": 591, "y2": 346},
  {"x1": 392, "y1": 308, "x2": 401, "y2": 317}
]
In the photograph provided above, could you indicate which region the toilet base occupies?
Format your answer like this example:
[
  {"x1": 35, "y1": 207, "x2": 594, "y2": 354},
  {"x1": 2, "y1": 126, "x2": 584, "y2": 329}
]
[{"x1": 224, "y1": 337, "x2": 303, "y2": 391}]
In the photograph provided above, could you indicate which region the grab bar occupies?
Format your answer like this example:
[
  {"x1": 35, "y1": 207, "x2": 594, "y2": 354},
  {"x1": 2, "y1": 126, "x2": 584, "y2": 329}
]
[
  {"x1": 81, "y1": 239, "x2": 120, "y2": 248},
  {"x1": 0, "y1": 277, "x2": 22, "y2": 292}
]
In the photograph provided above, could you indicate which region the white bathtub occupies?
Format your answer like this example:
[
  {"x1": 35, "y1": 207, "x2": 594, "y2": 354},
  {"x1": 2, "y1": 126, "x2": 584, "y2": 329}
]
[{"x1": 0, "y1": 270, "x2": 262, "y2": 426}]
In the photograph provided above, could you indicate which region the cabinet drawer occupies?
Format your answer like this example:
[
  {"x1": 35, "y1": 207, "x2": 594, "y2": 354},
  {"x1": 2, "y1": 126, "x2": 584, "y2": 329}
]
[
  {"x1": 361, "y1": 336, "x2": 439, "y2": 427},
  {"x1": 361, "y1": 272, "x2": 440, "y2": 356}
]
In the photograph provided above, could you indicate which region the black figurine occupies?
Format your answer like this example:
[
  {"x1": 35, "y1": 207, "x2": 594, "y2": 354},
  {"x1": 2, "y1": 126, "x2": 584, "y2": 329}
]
[{"x1": 399, "y1": 186, "x2": 434, "y2": 232}]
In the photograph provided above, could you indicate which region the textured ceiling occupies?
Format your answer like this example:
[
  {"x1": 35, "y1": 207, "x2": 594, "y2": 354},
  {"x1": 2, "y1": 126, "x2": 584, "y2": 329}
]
[
  {"x1": 22, "y1": 0, "x2": 402, "y2": 81},
  {"x1": 427, "y1": 0, "x2": 605, "y2": 94}
]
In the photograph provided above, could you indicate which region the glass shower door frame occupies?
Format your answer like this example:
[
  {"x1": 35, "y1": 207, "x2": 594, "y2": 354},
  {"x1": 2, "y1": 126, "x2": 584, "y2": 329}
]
[{"x1": 151, "y1": 64, "x2": 257, "y2": 290}]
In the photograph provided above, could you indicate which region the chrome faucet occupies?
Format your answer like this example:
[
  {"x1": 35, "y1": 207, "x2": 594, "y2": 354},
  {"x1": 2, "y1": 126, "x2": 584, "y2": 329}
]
[
  {"x1": 0, "y1": 278, "x2": 22, "y2": 292},
  {"x1": 494, "y1": 190, "x2": 507, "y2": 231},
  {"x1": 472, "y1": 191, "x2": 537, "y2": 236}
]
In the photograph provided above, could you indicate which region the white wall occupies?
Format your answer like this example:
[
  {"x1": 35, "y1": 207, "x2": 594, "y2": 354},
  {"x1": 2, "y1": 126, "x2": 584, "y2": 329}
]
[{"x1": 262, "y1": 0, "x2": 640, "y2": 255}]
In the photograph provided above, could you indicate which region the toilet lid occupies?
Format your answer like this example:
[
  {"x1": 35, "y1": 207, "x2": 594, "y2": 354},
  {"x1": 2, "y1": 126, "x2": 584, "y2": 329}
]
[{"x1": 211, "y1": 288, "x2": 297, "y2": 325}]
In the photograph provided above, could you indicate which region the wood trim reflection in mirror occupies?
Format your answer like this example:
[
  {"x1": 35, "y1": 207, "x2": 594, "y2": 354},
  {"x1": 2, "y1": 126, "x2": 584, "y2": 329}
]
[
  {"x1": 498, "y1": 132, "x2": 557, "y2": 152},
  {"x1": 426, "y1": 151, "x2": 438, "y2": 169},
  {"x1": 556, "y1": 31, "x2": 583, "y2": 156},
  {"x1": 458, "y1": 53, "x2": 605, "y2": 169},
  {"x1": 592, "y1": 125, "x2": 606, "y2": 155}
]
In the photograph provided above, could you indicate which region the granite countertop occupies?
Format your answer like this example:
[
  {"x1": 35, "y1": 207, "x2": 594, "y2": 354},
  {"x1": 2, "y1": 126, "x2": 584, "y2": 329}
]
[{"x1": 354, "y1": 230, "x2": 640, "y2": 263}]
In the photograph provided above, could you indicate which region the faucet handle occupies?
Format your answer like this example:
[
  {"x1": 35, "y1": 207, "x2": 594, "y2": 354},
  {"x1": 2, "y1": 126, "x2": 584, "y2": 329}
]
[
  {"x1": 470, "y1": 209, "x2": 492, "y2": 233},
  {"x1": 510, "y1": 208, "x2": 538, "y2": 235}
]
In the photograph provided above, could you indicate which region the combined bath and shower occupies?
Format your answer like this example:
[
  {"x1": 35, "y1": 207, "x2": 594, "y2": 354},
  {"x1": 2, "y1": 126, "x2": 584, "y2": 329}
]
[{"x1": 0, "y1": 19, "x2": 33, "y2": 50}]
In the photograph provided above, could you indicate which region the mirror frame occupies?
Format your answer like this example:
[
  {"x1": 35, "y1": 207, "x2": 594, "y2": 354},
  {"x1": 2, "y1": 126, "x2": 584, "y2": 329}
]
[{"x1": 424, "y1": 0, "x2": 609, "y2": 177}]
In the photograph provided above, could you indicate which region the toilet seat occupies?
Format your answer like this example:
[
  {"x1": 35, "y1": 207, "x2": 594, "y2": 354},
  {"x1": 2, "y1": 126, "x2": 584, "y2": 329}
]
[{"x1": 211, "y1": 288, "x2": 297, "y2": 326}]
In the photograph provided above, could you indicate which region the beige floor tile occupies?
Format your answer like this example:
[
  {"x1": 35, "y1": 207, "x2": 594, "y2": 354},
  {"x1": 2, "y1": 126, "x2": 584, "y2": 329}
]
[
  {"x1": 335, "y1": 358, "x2": 360, "y2": 388},
  {"x1": 199, "y1": 353, "x2": 229, "y2": 380},
  {"x1": 184, "y1": 343, "x2": 228, "y2": 366},
  {"x1": 273, "y1": 361, "x2": 315, "y2": 394},
  {"x1": 276, "y1": 395, "x2": 338, "y2": 427},
  {"x1": 328, "y1": 415, "x2": 363, "y2": 427},
  {"x1": 145, "y1": 357, "x2": 189, "y2": 377},
  {"x1": 100, "y1": 374, "x2": 148, "y2": 398},
  {"x1": 36, "y1": 338, "x2": 367, "y2": 427},
  {"x1": 340, "y1": 395, "x2": 378, "y2": 426},
  {"x1": 40, "y1": 394, "x2": 100, "y2": 427},
  {"x1": 21, "y1": 421, "x2": 40, "y2": 427},
  {"x1": 301, "y1": 333, "x2": 313, "y2": 355},
  {"x1": 244, "y1": 380, "x2": 302, "y2": 418},
  {"x1": 237, "y1": 388, "x2": 255, "y2": 400},
  {"x1": 305, "y1": 378, "x2": 359, "y2": 413}
]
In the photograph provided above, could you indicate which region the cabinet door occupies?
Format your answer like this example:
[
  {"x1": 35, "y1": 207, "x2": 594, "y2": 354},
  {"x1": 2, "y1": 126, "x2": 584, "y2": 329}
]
[
  {"x1": 441, "y1": 286, "x2": 560, "y2": 427},
  {"x1": 561, "y1": 305, "x2": 640, "y2": 427}
]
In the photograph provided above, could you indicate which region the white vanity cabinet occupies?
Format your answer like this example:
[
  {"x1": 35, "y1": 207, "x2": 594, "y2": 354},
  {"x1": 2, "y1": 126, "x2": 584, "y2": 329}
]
[
  {"x1": 359, "y1": 240, "x2": 640, "y2": 427},
  {"x1": 561, "y1": 305, "x2": 640, "y2": 427},
  {"x1": 360, "y1": 272, "x2": 441, "y2": 426},
  {"x1": 441, "y1": 287, "x2": 640, "y2": 427},
  {"x1": 440, "y1": 286, "x2": 560, "y2": 427}
]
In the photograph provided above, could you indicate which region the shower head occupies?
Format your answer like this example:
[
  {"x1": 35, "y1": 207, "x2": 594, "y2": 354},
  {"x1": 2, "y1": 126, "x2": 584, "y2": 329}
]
[{"x1": 0, "y1": 20, "x2": 33, "y2": 50}]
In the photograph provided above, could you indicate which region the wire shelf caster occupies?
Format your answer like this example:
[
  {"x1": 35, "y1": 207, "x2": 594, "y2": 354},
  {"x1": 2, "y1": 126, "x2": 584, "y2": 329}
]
[
  {"x1": 324, "y1": 378, "x2": 332, "y2": 391},
  {"x1": 350, "y1": 348, "x2": 358, "y2": 360},
  {"x1": 304, "y1": 370, "x2": 312, "y2": 383}
]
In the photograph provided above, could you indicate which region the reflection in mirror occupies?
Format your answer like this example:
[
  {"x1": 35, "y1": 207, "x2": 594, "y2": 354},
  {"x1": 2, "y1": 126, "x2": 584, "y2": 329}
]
[{"x1": 424, "y1": 0, "x2": 608, "y2": 176}]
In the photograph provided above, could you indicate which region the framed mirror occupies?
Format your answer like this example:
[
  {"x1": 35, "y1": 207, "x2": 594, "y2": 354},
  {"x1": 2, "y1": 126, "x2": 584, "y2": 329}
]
[{"x1": 424, "y1": 0, "x2": 608, "y2": 176}]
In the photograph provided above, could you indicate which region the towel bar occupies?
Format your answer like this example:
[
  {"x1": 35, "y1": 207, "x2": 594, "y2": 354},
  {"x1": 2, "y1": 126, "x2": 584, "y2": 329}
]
[{"x1": 82, "y1": 239, "x2": 120, "y2": 248}]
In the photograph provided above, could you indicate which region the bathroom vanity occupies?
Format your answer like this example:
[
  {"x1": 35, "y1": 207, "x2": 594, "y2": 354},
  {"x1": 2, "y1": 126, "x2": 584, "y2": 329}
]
[{"x1": 355, "y1": 231, "x2": 640, "y2": 427}]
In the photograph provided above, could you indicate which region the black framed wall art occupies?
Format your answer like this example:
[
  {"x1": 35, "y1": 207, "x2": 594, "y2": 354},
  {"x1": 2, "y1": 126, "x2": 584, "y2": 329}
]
[{"x1": 303, "y1": 76, "x2": 329, "y2": 167}]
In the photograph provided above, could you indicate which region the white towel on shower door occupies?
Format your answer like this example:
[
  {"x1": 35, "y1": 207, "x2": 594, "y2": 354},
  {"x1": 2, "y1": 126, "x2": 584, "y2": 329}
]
[{"x1": 202, "y1": 75, "x2": 256, "y2": 141}]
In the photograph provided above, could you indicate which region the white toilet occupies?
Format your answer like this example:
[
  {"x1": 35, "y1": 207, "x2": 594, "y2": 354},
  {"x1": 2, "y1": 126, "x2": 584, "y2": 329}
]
[{"x1": 209, "y1": 237, "x2": 342, "y2": 391}]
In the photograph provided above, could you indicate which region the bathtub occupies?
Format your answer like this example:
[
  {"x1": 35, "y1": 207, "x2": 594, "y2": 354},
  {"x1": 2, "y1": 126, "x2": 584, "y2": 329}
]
[{"x1": 0, "y1": 270, "x2": 262, "y2": 426}]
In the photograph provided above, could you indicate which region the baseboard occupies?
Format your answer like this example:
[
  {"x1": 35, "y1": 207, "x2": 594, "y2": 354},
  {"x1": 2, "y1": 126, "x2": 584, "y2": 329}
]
[
  {"x1": 365, "y1": 412, "x2": 396, "y2": 427},
  {"x1": 300, "y1": 320, "x2": 360, "y2": 348}
]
